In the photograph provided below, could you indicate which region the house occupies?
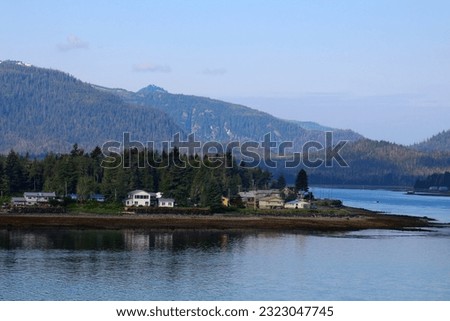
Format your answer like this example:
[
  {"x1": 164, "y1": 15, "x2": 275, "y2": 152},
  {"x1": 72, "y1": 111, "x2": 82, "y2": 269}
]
[
  {"x1": 258, "y1": 194, "x2": 284, "y2": 209},
  {"x1": 239, "y1": 189, "x2": 283, "y2": 208},
  {"x1": 221, "y1": 196, "x2": 230, "y2": 207},
  {"x1": 238, "y1": 191, "x2": 257, "y2": 208},
  {"x1": 23, "y1": 192, "x2": 56, "y2": 205},
  {"x1": 90, "y1": 194, "x2": 105, "y2": 202},
  {"x1": 68, "y1": 193, "x2": 78, "y2": 201},
  {"x1": 11, "y1": 197, "x2": 27, "y2": 206},
  {"x1": 157, "y1": 198, "x2": 175, "y2": 208},
  {"x1": 125, "y1": 190, "x2": 155, "y2": 207},
  {"x1": 284, "y1": 199, "x2": 311, "y2": 209}
]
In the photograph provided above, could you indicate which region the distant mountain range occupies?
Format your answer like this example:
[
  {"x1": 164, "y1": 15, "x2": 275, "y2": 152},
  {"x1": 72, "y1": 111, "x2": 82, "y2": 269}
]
[
  {"x1": 0, "y1": 60, "x2": 362, "y2": 154},
  {"x1": 1, "y1": 60, "x2": 449, "y2": 186}
]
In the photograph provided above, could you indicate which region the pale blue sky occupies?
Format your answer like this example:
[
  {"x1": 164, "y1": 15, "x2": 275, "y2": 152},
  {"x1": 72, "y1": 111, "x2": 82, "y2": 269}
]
[{"x1": 1, "y1": 0, "x2": 449, "y2": 144}]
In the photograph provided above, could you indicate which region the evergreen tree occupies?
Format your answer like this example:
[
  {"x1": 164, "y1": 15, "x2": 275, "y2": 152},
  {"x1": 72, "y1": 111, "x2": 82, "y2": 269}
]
[
  {"x1": 4, "y1": 150, "x2": 27, "y2": 194},
  {"x1": 276, "y1": 174, "x2": 286, "y2": 189},
  {"x1": 295, "y1": 169, "x2": 309, "y2": 192}
]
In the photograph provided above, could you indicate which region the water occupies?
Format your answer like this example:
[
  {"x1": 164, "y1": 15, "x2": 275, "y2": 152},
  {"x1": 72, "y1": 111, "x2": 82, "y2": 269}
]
[
  {"x1": 311, "y1": 187, "x2": 450, "y2": 222},
  {"x1": 1, "y1": 188, "x2": 449, "y2": 301}
]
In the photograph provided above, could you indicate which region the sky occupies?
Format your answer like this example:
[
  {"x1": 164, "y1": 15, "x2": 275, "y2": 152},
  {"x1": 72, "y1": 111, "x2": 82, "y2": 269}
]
[{"x1": 1, "y1": 0, "x2": 449, "y2": 145}]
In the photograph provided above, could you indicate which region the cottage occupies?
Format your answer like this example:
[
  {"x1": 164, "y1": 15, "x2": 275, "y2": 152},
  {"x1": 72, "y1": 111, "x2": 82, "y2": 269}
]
[
  {"x1": 258, "y1": 194, "x2": 284, "y2": 209},
  {"x1": 23, "y1": 192, "x2": 56, "y2": 205},
  {"x1": 157, "y1": 198, "x2": 175, "y2": 208},
  {"x1": 11, "y1": 197, "x2": 27, "y2": 206},
  {"x1": 125, "y1": 190, "x2": 155, "y2": 207},
  {"x1": 284, "y1": 200, "x2": 311, "y2": 209},
  {"x1": 238, "y1": 190, "x2": 283, "y2": 208}
]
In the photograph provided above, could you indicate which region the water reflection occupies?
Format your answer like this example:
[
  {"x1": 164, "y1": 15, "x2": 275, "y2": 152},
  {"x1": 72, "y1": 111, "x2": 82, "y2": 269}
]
[
  {"x1": 0, "y1": 229, "x2": 251, "y2": 252},
  {"x1": 1, "y1": 228, "x2": 449, "y2": 300}
]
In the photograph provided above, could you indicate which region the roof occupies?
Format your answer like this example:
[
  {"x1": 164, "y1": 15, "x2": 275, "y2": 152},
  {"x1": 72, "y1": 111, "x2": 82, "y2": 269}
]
[
  {"x1": 158, "y1": 198, "x2": 175, "y2": 202},
  {"x1": 11, "y1": 197, "x2": 26, "y2": 202},
  {"x1": 90, "y1": 194, "x2": 105, "y2": 198},
  {"x1": 259, "y1": 195, "x2": 283, "y2": 201},
  {"x1": 286, "y1": 200, "x2": 310, "y2": 204},
  {"x1": 24, "y1": 192, "x2": 56, "y2": 197},
  {"x1": 127, "y1": 190, "x2": 157, "y2": 196}
]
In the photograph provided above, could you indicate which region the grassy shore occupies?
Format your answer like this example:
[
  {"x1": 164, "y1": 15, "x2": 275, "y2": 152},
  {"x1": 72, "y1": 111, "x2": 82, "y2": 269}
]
[{"x1": 0, "y1": 206, "x2": 444, "y2": 232}]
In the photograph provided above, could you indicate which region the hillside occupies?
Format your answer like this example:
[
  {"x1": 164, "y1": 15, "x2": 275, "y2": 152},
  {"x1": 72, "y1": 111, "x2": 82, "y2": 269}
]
[
  {"x1": 1, "y1": 61, "x2": 363, "y2": 155},
  {"x1": 2, "y1": 60, "x2": 450, "y2": 187},
  {"x1": 411, "y1": 130, "x2": 450, "y2": 152},
  {"x1": 295, "y1": 139, "x2": 450, "y2": 187},
  {"x1": 116, "y1": 84, "x2": 364, "y2": 148},
  {"x1": 0, "y1": 61, "x2": 182, "y2": 154}
]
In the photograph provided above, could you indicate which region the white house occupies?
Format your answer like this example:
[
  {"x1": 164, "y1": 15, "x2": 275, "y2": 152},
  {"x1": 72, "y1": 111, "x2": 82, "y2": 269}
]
[
  {"x1": 284, "y1": 199, "x2": 311, "y2": 209},
  {"x1": 23, "y1": 192, "x2": 56, "y2": 205},
  {"x1": 11, "y1": 197, "x2": 27, "y2": 206},
  {"x1": 125, "y1": 190, "x2": 156, "y2": 207},
  {"x1": 157, "y1": 198, "x2": 175, "y2": 208}
]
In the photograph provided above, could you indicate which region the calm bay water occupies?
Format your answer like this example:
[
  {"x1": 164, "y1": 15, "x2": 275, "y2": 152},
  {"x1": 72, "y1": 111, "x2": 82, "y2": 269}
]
[{"x1": 1, "y1": 188, "x2": 449, "y2": 301}]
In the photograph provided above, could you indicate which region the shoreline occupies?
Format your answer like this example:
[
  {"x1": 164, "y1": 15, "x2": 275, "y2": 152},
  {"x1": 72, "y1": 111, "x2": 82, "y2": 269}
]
[{"x1": 0, "y1": 207, "x2": 445, "y2": 232}]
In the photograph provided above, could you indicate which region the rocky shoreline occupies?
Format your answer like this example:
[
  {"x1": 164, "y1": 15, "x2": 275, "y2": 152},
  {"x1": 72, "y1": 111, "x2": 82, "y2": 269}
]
[{"x1": 0, "y1": 207, "x2": 445, "y2": 232}]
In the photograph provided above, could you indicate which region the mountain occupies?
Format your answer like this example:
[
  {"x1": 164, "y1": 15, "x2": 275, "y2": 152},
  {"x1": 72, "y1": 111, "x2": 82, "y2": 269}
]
[
  {"x1": 2, "y1": 60, "x2": 450, "y2": 187},
  {"x1": 410, "y1": 130, "x2": 450, "y2": 153},
  {"x1": 277, "y1": 139, "x2": 450, "y2": 187},
  {"x1": 0, "y1": 60, "x2": 363, "y2": 155},
  {"x1": 116, "y1": 84, "x2": 364, "y2": 148},
  {"x1": 0, "y1": 60, "x2": 182, "y2": 154}
]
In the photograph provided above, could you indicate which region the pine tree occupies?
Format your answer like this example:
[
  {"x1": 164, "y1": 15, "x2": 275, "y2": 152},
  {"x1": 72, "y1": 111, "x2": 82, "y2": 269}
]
[
  {"x1": 277, "y1": 174, "x2": 286, "y2": 189},
  {"x1": 295, "y1": 169, "x2": 309, "y2": 192},
  {"x1": 4, "y1": 150, "x2": 27, "y2": 194}
]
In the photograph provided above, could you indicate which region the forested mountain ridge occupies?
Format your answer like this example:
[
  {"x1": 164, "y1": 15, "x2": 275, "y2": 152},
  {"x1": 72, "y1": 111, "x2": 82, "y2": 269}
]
[
  {"x1": 117, "y1": 84, "x2": 364, "y2": 148},
  {"x1": 411, "y1": 130, "x2": 450, "y2": 153},
  {"x1": 1, "y1": 60, "x2": 364, "y2": 155},
  {"x1": 270, "y1": 139, "x2": 450, "y2": 187},
  {"x1": 2, "y1": 60, "x2": 450, "y2": 188},
  {"x1": 0, "y1": 60, "x2": 183, "y2": 154}
]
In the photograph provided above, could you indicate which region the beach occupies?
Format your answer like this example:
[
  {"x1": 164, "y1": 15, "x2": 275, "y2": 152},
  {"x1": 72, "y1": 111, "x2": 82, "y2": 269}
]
[{"x1": 0, "y1": 207, "x2": 442, "y2": 232}]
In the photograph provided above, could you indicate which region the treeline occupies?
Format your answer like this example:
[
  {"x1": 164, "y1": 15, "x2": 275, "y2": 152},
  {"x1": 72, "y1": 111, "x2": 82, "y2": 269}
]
[
  {"x1": 0, "y1": 145, "x2": 274, "y2": 208},
  {"x1": 414, "y1": 172, "x2": 450, "y2": 189}
]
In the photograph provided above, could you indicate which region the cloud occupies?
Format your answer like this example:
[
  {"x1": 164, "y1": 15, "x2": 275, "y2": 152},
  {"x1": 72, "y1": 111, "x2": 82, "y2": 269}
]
[
  {"x1": 202, "y1": 68, "x2": 227, "y2": 76},
  {"x1": 57, "y1": 35, "x2": 89, "y2": 52},
  {"x1": 132, "y1": 63, "x2": 171, "y2": 73}
]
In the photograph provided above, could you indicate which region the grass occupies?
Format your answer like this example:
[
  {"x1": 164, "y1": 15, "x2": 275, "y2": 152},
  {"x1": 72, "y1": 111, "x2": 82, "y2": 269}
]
[{"x1": 66, "y1": 201, "x2": 123, "y2": 215}]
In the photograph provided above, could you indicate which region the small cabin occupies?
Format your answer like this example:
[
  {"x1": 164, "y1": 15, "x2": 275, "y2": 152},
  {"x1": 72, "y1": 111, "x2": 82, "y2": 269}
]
[{"x1": 157, "y1": 198, "x2": 175, "y2": 208}]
